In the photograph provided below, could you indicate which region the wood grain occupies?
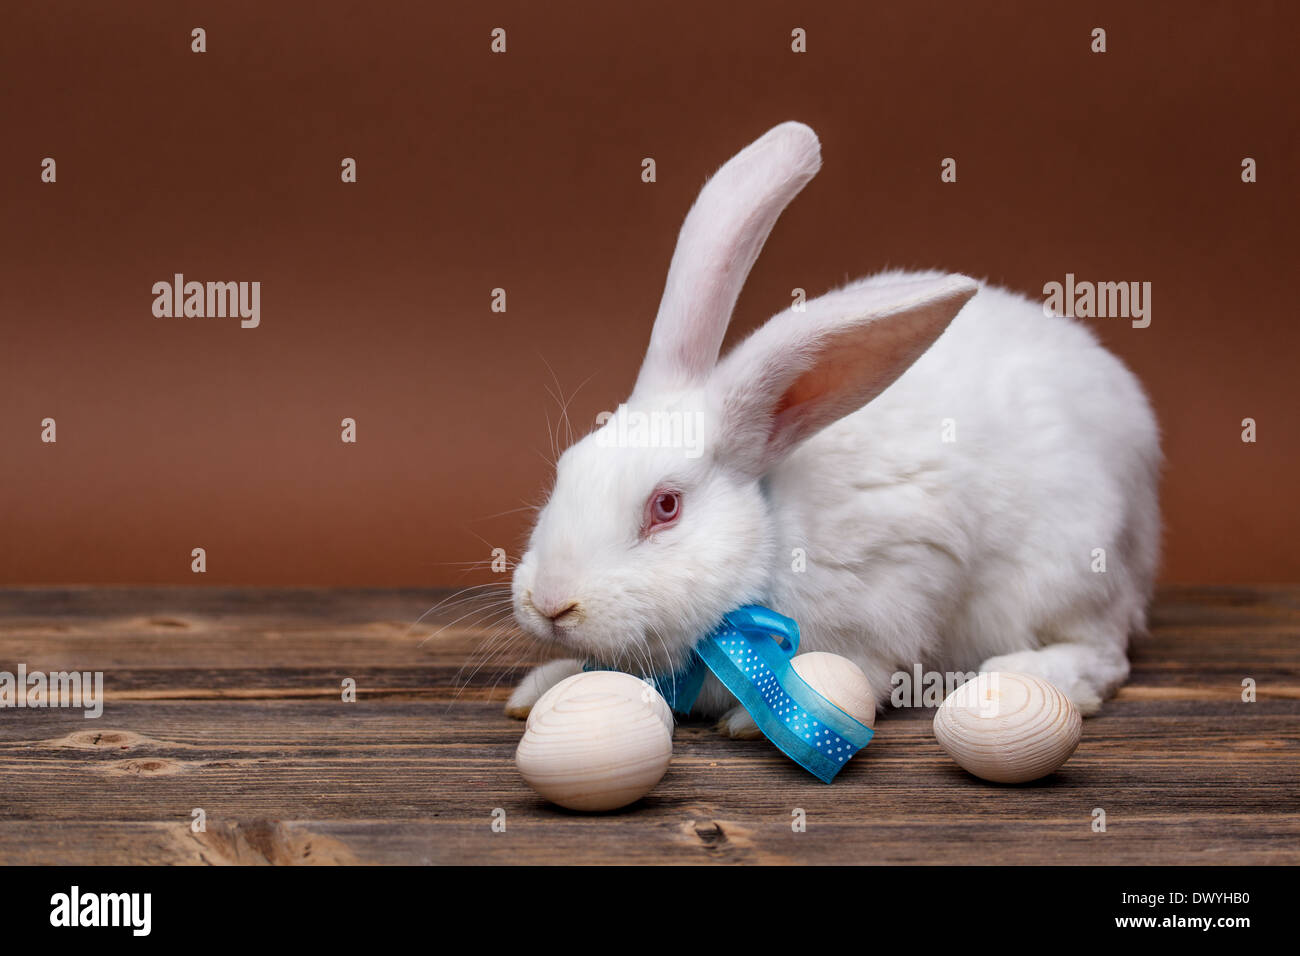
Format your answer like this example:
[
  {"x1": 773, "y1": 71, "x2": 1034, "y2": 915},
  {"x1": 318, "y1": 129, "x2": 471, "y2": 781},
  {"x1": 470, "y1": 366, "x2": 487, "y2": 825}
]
[{"x1": 0, "y1": 586, "x2": 1296, "y2": 864}]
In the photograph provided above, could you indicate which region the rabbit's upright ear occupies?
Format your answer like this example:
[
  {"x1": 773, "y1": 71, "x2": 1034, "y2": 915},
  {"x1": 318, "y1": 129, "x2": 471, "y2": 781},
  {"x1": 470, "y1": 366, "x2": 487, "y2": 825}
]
[
  {"x1": 708, "y1": 274, "x2": 979, "y2": 477},
  {"x1": 633, "y1": 122, "x2": 822, "y2": 396}
]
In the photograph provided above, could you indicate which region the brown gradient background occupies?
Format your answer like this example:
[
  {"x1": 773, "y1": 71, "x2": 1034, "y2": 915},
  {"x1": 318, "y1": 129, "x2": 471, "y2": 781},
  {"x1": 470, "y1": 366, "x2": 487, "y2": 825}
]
[{"x1": 1, "y1": 2, "x2": 1296, "y2": 587}]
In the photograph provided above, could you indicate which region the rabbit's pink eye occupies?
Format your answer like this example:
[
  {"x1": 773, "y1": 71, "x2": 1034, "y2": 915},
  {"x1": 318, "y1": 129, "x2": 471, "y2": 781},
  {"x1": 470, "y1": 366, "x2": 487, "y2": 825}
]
[{"x1": 646, "y1": 490, "x2": 681, "y2": 531}]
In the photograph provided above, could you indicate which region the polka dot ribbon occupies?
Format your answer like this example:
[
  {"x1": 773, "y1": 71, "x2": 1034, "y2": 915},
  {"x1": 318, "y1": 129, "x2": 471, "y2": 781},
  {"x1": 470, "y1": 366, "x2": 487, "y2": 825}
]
[{"x1": 589, "y1": 606, "x2": 874, "y2": 783}]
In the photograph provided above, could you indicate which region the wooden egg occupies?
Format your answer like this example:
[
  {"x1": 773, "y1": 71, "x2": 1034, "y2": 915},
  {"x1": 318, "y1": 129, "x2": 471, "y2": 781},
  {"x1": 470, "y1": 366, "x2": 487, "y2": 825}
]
[
  {"x1": 932, "y1": 671, "x2": 1082, "y2": 783},
  {"x1": 527, "y1": 670, "x2": 673, "y2": 733},
  {"x1": 790, "y1": 652, "x2": 876, "y2": 728},
  {"x1": 516, "y1": 671, "x2": 673, "y2": 812}
]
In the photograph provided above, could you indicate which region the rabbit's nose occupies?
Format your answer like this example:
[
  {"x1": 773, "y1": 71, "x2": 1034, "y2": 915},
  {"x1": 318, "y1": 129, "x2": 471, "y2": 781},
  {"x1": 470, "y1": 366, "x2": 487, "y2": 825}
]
[{"x1": 533, "y1": 594, "x2": 584, "y2": 629}]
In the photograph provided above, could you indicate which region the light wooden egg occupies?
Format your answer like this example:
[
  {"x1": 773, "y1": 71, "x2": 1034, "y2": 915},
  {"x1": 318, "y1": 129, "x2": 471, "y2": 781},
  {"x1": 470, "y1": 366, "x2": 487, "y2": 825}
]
[
  {"x1": 790, "y1": 652, "x2": 876, "y2": 728},
  {"x1": 516, "y1": 671, "x2": 673, "y2": 812},
  {"x1": 527, "y1": 670, "x2": 674, "y2": 733},
  {"x1": 932, "y1": 671, "x2": 1082, "y2": 783}
]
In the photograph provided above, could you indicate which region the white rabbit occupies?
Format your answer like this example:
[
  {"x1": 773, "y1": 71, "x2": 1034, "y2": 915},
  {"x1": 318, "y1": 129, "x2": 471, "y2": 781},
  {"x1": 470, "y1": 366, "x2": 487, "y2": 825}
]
[{"x1": 506, "y1": 121, "x2": 1160, "y2": 734}]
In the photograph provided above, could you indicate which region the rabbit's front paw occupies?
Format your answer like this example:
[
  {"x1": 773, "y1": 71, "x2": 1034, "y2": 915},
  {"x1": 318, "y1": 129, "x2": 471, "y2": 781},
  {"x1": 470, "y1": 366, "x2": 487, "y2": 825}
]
[
  {"x1": 505, "y1": 659, "x2": 583, "y2": 719},
  {"x1": 716, "y1": 705, "x2": 763, "y2": 739},
  {"x1": 977, "y1": 650, "x2": 1106, "y2": 716}
]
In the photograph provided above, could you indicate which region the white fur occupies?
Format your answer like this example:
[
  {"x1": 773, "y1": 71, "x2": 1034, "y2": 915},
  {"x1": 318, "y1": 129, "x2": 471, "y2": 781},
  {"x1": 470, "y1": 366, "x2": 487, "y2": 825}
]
[{"x1": 508, "y1": 123, "x2": 1160, "y2": 726}]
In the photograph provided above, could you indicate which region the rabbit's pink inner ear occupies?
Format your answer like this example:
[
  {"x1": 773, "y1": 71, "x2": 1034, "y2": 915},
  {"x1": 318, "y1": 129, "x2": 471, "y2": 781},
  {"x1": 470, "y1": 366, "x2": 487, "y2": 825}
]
[
  {"x1": 634, "y1": 122, "x2": 822, "y2": 396},
  {"x1": 713, "y1": 276, "x2": 980, "y2": 476},
  {"x1": 765, "y1": 314, "x2": 938, "y2": 461}
]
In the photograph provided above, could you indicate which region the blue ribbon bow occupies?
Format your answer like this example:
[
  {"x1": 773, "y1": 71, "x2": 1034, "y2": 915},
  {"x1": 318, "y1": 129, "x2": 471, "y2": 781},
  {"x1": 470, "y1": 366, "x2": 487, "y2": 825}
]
[{"x1": 585, "y1": 605, "x2": 874, "y2": 783}]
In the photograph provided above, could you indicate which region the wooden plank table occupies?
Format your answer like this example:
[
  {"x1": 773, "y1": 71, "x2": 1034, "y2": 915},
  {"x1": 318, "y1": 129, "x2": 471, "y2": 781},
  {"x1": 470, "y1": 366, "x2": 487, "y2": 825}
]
[{"x1": 0, "y1": 586, "x2": 1296, "y2": 865}]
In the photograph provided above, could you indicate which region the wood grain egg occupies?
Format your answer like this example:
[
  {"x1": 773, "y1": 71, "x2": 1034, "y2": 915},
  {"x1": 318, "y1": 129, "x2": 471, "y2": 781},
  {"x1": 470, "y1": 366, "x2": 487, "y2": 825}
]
[
  {"x1": 516, "y1": 671, "x2": 673, "y2": 812},
  {"x1": 932, "y1": 671, "x2": 1082, "y2": 783},
  {"x1": 790, "y1": 652, "x2": 877, "y2": 728},
  {"x1": 527, "y1": 670, "x2": 674, "y2": 733}
]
